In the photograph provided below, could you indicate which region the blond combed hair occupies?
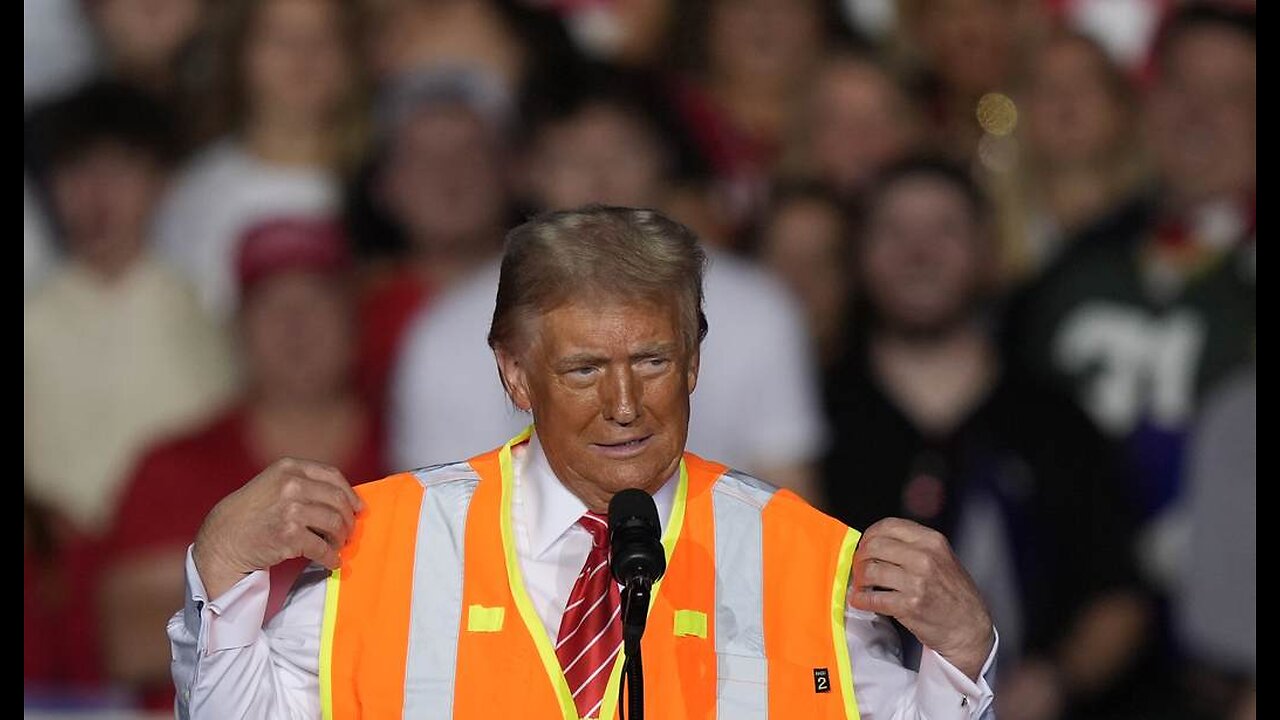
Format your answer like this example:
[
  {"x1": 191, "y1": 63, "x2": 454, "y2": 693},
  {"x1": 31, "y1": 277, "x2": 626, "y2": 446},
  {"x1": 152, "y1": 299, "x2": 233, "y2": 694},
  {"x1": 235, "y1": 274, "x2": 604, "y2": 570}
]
[{"x1": 488, "y1": 206, "x2": 709, "y2": 356}]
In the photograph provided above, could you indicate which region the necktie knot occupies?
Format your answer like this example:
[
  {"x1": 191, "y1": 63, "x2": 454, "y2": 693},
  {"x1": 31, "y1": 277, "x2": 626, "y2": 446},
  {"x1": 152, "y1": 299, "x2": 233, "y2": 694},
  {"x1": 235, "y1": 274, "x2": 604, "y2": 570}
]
[{"x1": 579, "y1": 511, "x2": 610, "y2": 549}]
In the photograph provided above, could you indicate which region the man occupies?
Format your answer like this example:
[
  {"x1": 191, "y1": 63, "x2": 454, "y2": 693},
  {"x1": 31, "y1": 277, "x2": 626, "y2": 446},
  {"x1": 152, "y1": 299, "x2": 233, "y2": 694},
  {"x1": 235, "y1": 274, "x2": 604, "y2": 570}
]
[
  {"x1": 102, "y1": 217, "x2": 385, "y2": 709},
  {"x1": 823, "y1": 159, "x2": 1149, "y2": 719},
  {"x1": 172, "y1": 207, "x2": 997, "y2": 717},
  {"x1": 352, "y1": 67, "x2": 514, "y2": 408},
  {"x1": 392, "y1": 80, "x2": 825, "y2": 500},
  {"x1": 1002, "y1": 4, "x2": 1255, "y2": 587},
  {"x1": 25, "y1": 81, "x2": 235, "y2": 532}
]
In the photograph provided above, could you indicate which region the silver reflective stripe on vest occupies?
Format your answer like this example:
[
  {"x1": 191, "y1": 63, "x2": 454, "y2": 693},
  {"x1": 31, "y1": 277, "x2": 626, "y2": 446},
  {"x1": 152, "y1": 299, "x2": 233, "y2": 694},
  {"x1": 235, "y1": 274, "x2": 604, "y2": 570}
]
[
  {"x1": 402, "y1": 463, "x2": 480, "y2": 719},
  {"x1": 711, "y1": 470, "x2": 780, "y2": 720}
]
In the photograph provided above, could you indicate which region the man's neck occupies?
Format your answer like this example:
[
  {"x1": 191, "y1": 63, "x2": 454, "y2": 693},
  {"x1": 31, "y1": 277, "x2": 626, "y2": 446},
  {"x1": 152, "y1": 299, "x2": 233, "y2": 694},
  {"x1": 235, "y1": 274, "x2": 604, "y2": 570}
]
[
  {"x1": 244, "y1": 116, "x2": 332, "y2": 168},
  {"x1": 408, "y1": 236, "x2": 500, "y2": 291},
  {"x1": 870, "y1": 322, "x2": 997, "y2": 436},
  {"x1": 1039, "y1": 161, "x2": 1127, "y2": 231},
  {"x1": 77, "y1": 243, "x2": 145, "y2": 285},
  {"x1": 248, "y1": 391, "x2": 362, "y2": 466}
]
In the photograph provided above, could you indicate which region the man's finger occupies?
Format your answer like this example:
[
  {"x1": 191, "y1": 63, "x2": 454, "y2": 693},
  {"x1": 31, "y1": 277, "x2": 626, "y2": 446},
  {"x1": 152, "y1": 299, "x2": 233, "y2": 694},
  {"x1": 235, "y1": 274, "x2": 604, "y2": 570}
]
[
  {"x1": 849, "y1": 588, "x2": 906, "y2": 617},
  {"x1": 862, "y1": 517, "x2": 933, "y2": 545},
  {"x1": 298, "y1": 462, "x2": 363, "y2": 512},
  {"x1": 297, "y1": 503, "x2": 351, "y2": 550},
  {"x1": 298, "y1": 530, "x2": 341, "y2": 570},
  {"x1": 855, "y1": 534, "x2": 920, "y2": 568},
  {"x1": 854, "y1": 558, "x2": 911, "y2": 593},
  {"x1": 301, "y1": 480, "x2": 359, "y2": 530}
]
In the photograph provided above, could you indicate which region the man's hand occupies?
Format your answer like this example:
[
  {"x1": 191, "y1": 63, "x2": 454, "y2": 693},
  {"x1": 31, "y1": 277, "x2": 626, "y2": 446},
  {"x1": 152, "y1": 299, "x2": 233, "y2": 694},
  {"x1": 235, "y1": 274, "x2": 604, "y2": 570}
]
[
  {"x1": 193, "y1": 458, "x2": 363, "y2": 599},
  {"x1": 850, "y1": 517, "x2": 994, "y2": 680}
]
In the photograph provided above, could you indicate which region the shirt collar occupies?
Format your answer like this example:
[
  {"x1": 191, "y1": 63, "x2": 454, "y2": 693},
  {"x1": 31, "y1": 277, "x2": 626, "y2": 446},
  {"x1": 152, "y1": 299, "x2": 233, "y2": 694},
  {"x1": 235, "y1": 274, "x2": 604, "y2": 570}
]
[{"x1": 517, "y1": 430, "x2": 678, "y2": 559}]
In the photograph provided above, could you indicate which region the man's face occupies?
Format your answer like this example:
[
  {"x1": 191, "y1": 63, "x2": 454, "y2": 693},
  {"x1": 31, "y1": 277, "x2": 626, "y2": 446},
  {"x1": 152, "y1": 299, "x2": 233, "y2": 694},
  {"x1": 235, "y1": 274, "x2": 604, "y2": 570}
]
[
  {"x1": 241, "y1": 270, "x2": 353, "y2": 403},
  {"x1": 809, "y1": 60, "x2": 914, "y2": 194},
  {"x1": 51, "y1": 142, "x2": 163, "y2": 270},
  {"x1": 246, "y1": 0, "x2": 351, "y2": 125},
  {"x1": 526, "y1": 103, "x2": 665, "y2": 211},
  {"x1": 382, "y1": 104, "x2": 506, "y2": 247},
  {"x1": 1146, "y1": 25, "x2": 1255, "y2": 204},
  {"x1": 497, "y1": 298, "x2": 698, "y2": 511},
  {"x1": 860, "y1": 177, "x2": 986, "y2": 336}
]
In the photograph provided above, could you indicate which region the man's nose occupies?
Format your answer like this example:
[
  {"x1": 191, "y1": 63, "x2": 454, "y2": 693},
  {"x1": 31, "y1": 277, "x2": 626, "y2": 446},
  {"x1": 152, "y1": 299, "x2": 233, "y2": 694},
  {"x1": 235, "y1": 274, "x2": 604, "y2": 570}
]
[{"x1": 601, "y1": 367, "x2": 641, "y2": 425}]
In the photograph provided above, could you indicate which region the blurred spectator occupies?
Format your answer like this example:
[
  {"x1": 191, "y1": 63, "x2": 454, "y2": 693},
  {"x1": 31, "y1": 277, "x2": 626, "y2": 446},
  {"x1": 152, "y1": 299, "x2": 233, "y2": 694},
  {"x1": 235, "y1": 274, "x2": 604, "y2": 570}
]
[
  {"x1": 86, "y1": 0, "x2": 205, "y2": 103},
  {"x1": 822, "y1": 158, "x2": 1149, "y2": 720},
  {"x1": 364, "y1": 0, "x2": 583, "y2": 92},
  {"x1": 102, "y1": 218, "x2": 385, "y2": 708},
  {"x1": 24, "y1": 177, "x2": 55, "y2": 297},
  {"x1": 754, "y1": 183, "x2": 853, "y2": 367},
  {"x1": 1045, "y1": 0, "x2": 1169, "y2": 74},
  {"x1": 1176, "y1": 365, "x2": 1255, "y2": 718},
  {"x1": 783, "y1": 50, "x2": 920, "y2": 199},
  {"x1": 518, "y1": 69, "x2": 685, "y2": 211},
  {"x1": 897, "y1": 0, "x2": 1034, "y2": 159},
  {"x1": 24, "y1": 0, "x2": 99, "y2": 108},
  {"x1": 670, "y1": 0, "x2": 853, "y2": 228},
  {"x1": 516, "y1": 64, "x2": 719, "y2": 243},
  {"x1": 24, "y1": 82, "x2": 236, "y2": 532},
  {"x1": 24, "y1": 493, "x2": 101, "y2": 697},
  {"x1": 351, "y1": 68, "x2": 514, "y2": 409},
  {"x1": 153, "y1": 0, "x2": 367, "y2": 318},
  {"x1": 549, "y1": 0, "x2": 676, "y2": 68},
  {"x1": 1002, "y1": 4, "x2": 1255, "y2": 585},
  {"x1": 988, "y1": 30, "x2": 1148, "y2": 285},
  {"x1": 392, "y1": 81, "x2": 826, "y2": 498}
]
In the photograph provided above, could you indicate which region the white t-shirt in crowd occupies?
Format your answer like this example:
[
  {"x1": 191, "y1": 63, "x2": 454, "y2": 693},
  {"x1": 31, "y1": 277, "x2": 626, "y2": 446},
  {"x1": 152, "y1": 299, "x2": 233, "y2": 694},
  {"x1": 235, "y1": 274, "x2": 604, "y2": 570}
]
[
  {"x1": 25, "y1": 177, "x2": 56, "y2": 297},
  {"x1": 153, "y1": 139, "x2": 339, "y2": 318},
  {"x1": 389, "y1": 249, "x2": 827, "y2": 477},
  {"x1": 23, "y1": 0, "x2": 99, "y2": 108},
  {"x1": 24, "y1": 257, "x2": 237, "y2": 531}
]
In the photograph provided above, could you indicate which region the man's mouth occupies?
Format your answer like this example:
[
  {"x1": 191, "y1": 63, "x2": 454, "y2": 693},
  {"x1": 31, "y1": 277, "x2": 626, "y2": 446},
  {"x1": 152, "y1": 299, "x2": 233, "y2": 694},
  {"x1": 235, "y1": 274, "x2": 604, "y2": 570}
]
[{"x1": 590, "y1": 435, "x2": 654, "y2": 458}]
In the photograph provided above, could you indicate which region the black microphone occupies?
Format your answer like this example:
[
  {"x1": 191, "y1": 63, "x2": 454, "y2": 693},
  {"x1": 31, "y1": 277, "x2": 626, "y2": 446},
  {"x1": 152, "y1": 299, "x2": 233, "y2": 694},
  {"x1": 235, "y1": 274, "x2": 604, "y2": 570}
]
[
  {"x1": 607, "y1": 489, "x2": 665, "y2": 720},
  {"x1": 608, "y1": 489, "x2": 666, "y2": 587}
]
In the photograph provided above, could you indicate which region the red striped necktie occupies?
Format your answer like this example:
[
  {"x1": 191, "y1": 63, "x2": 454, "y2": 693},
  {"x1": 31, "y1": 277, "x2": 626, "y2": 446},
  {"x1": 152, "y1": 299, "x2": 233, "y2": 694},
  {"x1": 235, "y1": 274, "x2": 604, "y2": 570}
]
[{"x1": 555, "y1": 511, "x2": 623, "y2": 719}]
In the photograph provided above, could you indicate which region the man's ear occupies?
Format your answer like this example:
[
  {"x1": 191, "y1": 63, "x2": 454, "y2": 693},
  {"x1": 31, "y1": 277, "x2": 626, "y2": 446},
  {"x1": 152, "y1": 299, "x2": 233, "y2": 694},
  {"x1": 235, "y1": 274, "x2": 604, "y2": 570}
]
[
  {"x1": 495, "y1": 347, "x2": 534, "y2": 411},
  {"x1": 686, "y1": 347, "x2": 700, "y2": 396}
]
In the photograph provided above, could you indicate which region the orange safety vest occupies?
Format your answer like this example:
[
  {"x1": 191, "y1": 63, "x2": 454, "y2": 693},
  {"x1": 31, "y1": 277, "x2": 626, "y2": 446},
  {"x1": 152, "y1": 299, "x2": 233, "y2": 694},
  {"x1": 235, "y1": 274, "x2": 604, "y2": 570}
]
[{"x1": 320, "y1": 427, "x2": 862, "y2": 719}]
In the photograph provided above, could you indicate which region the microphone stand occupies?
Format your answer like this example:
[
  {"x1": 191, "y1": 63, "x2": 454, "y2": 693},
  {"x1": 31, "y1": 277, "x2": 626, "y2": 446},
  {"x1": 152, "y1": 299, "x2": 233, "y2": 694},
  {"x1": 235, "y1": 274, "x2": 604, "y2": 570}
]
[{"x1": 618, "y1": 576, "x2": 652, "y2": 720}]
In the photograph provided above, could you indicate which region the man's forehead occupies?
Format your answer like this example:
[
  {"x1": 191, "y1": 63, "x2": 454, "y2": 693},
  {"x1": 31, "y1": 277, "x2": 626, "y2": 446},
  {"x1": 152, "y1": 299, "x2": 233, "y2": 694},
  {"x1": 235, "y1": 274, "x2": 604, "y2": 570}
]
[{"x1": 532, "y1": 299, "x2": 684, "y2": 355}]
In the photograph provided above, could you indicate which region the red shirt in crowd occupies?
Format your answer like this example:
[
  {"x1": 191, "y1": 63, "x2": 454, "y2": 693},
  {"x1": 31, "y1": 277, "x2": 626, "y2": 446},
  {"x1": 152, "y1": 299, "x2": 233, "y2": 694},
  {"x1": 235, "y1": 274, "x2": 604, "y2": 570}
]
[
  {"x1": 24, "y1": 501, "x2": 102, "y2": 694},
  {"x1": 104, "y1": 403, "x2": 386, "y2": 711},
  {"x1": 356, "y1": 267, "x2": 433, "y2": 413},
  {"x1": 108, "y1": 403, "x2": 386, "y2": 561}
]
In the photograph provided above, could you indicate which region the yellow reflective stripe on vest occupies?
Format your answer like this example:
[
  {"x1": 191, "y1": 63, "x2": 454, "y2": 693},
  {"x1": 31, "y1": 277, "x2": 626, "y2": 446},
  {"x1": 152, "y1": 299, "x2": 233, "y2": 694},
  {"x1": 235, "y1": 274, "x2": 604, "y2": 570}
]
[
  {"x1": 496, "y1": 426, "x2": 579, "y2": 720},
  {"x1": 831, "y1": 528, "x2": 861, "y2": 720},
  {"x1": 319, "y1": 567, "x2": 342, "y2": 720}
]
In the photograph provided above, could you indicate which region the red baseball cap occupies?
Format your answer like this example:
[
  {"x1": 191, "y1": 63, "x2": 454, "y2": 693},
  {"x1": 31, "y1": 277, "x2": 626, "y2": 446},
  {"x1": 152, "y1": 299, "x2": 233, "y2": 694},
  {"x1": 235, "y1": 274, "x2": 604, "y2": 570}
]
[{"x1": 235, "y1": 217, "x2": 351, "y2": 295}]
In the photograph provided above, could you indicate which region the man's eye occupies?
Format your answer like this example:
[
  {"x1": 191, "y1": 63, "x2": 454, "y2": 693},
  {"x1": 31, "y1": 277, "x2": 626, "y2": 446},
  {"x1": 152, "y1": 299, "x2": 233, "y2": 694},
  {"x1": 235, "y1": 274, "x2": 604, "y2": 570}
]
[
  {"x1": 572, "y1": 367, "x2": 596, "y2": 377},
  {"x1": 644, "y1": 358, "x2": 670, "y2": 369}
]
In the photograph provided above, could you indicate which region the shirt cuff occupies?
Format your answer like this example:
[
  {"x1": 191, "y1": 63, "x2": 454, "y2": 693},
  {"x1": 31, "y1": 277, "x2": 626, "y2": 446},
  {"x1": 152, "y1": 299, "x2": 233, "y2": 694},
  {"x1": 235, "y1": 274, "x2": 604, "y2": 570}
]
[
  {"x1": 917, "y1": 628, "x2": 998, "y2": 719},
  {"x1": 185, "y1": 545, "x2": 270, "y2": 654}
]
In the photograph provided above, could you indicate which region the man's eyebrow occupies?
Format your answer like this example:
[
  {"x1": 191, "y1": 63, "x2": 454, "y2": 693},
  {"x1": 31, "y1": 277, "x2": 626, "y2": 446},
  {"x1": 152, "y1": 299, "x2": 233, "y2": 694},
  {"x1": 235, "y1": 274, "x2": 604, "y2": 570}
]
[
  {"x1": 554, "y1": 352, "x2": 609, "y2": 369},
  {"x1": 630, "y1": 343, "x2": 679, "y2": 360},
  {"x1": 553, "y1": 344, "x2": 679, "y2": 368}
]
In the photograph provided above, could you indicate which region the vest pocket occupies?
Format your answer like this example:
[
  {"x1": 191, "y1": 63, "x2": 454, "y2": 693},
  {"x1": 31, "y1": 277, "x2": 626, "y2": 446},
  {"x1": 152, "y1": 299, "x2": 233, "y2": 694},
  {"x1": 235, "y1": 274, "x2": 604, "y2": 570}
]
[{"x1": 715, "y1": 652, "x2": 768, "y2": 719}]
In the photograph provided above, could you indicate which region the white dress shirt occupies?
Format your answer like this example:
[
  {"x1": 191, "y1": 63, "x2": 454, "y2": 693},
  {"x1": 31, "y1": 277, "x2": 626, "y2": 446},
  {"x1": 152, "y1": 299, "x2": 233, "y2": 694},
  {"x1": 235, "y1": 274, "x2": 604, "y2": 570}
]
[{"x1": 170, "y1": 434, "x2": 996, "y2": 718}]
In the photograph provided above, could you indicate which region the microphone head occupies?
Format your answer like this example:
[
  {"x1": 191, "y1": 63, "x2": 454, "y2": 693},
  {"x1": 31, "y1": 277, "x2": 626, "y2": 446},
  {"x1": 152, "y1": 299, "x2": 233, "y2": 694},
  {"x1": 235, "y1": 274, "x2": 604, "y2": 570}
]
[{"x1": 608, "y1": 489, "x2": 666, "y2": 585}]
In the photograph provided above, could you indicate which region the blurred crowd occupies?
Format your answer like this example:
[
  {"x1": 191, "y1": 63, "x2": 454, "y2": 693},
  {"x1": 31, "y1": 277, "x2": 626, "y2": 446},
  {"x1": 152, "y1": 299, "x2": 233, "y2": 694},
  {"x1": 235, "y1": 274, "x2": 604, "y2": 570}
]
[{"x1": 23, "y1": 0, "x2": 1254, "y2": 718}]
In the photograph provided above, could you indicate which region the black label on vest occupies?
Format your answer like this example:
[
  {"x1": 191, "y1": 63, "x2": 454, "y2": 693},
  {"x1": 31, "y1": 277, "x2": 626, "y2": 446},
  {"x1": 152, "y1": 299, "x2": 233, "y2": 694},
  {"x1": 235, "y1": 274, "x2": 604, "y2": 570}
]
[{"x1": 813, "y1": 667, "x2": 831, "y2": 693}]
